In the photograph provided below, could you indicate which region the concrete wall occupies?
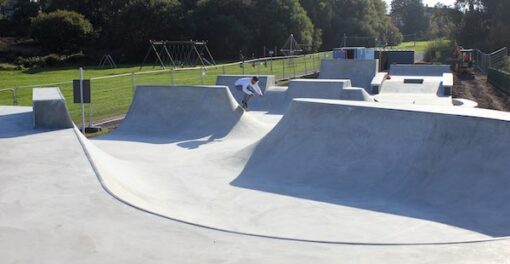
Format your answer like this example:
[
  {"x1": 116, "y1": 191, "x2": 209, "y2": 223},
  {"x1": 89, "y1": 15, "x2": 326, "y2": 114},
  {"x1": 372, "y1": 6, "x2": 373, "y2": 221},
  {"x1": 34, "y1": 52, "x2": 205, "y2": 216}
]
[
  {"x1": 32, "y1": 88, "x2": 73, "y2": 129},
  {"x1": 390, "y1": 64, "x2": 451, "y2": 76},
  {"x1": 340, "y1": 87, "x2": 375, "y2": 102},
  {"x1": 286, "y1": 79, "x2": 351, "y2": 100},
  {"x1": 319, "y1": 59, "x2": 379, "y2": 94}
]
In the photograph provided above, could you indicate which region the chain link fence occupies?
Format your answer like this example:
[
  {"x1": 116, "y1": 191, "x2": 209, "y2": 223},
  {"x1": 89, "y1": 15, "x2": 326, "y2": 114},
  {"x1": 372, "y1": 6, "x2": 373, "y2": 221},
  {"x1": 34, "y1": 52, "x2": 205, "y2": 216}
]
[{"x1": 0, "y1": 52, "x2": 331, "y2": 126}]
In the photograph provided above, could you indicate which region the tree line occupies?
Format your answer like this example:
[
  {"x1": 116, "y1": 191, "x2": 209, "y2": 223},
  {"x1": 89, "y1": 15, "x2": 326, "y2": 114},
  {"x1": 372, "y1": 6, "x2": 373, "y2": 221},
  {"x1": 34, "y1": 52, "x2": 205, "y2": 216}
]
[
  {"x1": 1, "y1": 0, "x2": 400, "y2": 62},
  {"x1": 0, "y1": 0, "x2": 508, "y2": 64}
]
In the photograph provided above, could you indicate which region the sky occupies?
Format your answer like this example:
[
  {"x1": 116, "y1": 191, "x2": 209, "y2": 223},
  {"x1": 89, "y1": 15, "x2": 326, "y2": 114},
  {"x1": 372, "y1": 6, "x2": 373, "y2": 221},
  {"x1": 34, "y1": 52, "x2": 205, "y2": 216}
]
[{"x1": 384, "y1": 0, "x2": 457, "y2": 8}]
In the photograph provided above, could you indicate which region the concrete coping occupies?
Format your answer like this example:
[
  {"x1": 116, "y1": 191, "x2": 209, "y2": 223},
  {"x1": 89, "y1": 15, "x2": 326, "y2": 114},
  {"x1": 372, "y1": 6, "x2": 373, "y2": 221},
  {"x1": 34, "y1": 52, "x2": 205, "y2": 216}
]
[
  {"x1": 289, "y1": 79, "x2": 351, "y2": 83},
  {"x1": 33, "y1": 87, "x2": 66, "y2": 101}
]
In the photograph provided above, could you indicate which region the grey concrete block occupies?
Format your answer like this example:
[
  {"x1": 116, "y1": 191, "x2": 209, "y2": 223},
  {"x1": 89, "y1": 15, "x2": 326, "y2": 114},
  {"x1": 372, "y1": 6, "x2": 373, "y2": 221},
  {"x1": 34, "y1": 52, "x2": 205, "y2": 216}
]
[
  {"x1": 32, "y1": 87, "x2": 73, "y2": 129},
  {"x1": 319, "y1": 59, "x2": 379, "y2": 93}
]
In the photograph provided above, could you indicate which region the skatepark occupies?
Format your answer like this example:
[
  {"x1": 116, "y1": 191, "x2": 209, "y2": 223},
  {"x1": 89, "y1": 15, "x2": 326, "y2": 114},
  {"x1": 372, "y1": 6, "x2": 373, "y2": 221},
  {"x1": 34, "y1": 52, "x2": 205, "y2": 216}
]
[{"x1": 2, "y1": 58, "x2": 510, "y2": 262}]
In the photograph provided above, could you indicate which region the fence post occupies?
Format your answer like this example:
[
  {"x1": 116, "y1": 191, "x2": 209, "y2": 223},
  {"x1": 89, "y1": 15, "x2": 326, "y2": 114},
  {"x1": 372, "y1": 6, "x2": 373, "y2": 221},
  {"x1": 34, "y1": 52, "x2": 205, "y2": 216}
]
[
  {"x1": 131, "y1": 73, "x2": 136, "y2": 94},
  {"x1": 88, "y1": 95, "x2": 92, "y2": 128},
  {"x1": 13, "y1": 87, "x2": 18, "y2": 105},
  {"x1": 79, "y1": 67, "x2": 85, "y2": 134},
  {"x1": 222, "y1": 65, "x2": 226, "y2": 74},
  {"x1": 282, "y1": 58, "x2": 286, "y2": 80},
  {"x1": 170, "y1": 70, "x2": 175, "y2": 86},
  {"x1": 270, "y1": 57, "x2": 273, "y2": 74},
  {"x1": 292, "y1": 58, "x2": 296, "y2": 78},
  {"x1": 304, "y1": 55, "x2": 308, "y2": 75},
  {"x1": 200, "y1": 68, "x2": 205, "y2": 85},
  {"x1": 257, "y1": 61, "x2": 260, "y2": 76}
]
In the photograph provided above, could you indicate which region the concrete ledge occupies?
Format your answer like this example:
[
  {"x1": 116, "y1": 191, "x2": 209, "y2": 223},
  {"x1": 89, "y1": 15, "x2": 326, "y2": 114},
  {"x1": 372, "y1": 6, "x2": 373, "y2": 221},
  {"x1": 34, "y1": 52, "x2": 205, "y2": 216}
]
[
  {"x1": 287, "y1": 79, "x2": 351, "y2": 99},
  {"x1": 341, "y1": 87, "x2": 375, "y2": 102},
  {"x1": 390, "y1": 64, "x2": 451, "y2": 76},
  {"x1": 32, "y1": 87, "x2": 73, "y2": 129},
  {"x1": 371, "y1": 72, "x2": 388, "y2": 94}
]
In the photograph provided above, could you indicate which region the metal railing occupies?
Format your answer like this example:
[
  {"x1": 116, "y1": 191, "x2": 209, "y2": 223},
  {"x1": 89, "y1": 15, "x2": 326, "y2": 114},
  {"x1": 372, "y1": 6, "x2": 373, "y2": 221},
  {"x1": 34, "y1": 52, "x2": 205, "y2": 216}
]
[
  {"x1": 0, "y1": 52, "x2": 332, "y2": 126},
  {"x1": 473, "y1": 47, "x2": 508, "y2": 73}
]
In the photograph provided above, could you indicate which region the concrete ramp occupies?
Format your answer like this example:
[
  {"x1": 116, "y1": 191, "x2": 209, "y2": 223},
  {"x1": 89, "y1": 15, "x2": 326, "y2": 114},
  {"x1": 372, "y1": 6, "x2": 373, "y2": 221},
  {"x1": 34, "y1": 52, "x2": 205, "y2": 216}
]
[
  {"x1": 233, "y1": 99, "x2": 510, "y2": 238},
  {"x1": 110, "y1": 85, "x2": 265, "y2": 140},
  {"x1": 215, "y1": 76, "x2": 369, "y2": 114},
  {"x1": 83, "y1": 95, "x2": 510, "y2": 244},
  {"x1": 374, "y1": 64, "x2": 454, "y2": 105}
]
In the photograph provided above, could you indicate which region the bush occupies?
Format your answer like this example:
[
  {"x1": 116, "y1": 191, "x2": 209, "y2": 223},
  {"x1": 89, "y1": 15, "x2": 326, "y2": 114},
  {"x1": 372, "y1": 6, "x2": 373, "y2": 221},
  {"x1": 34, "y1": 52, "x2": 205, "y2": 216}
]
[
  {"x1": 424, "y1": 40, "x2": 452, "y2": 63},
  {"x1": 30, "y1": 10, "x2": 93, "y2": 53}
]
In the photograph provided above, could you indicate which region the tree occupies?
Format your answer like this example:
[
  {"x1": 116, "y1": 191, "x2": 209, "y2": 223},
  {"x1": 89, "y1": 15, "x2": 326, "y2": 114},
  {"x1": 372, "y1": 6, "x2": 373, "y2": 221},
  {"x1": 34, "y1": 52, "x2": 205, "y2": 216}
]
[
  {"x1": 300, "y1": 0, "x2": 401, "y2": 49},
  {"x1": 10, "y1": 0, "x2": 40, "y2": 35},
  {"x1": 31, "y1": 10, "x2": 93, "y2": 52},
  {"x1": 425, "y1": 4, "x2": 459, "y2": 40},
  {"x1": 191, "y1": 0, "x2": 316, "y2": 58},
  {"x1": 391, "y1": 0, "x2": 428, "y2": 37},
  {"x1": 454, "y1": 0, "x2": 510, "y2": 51}
]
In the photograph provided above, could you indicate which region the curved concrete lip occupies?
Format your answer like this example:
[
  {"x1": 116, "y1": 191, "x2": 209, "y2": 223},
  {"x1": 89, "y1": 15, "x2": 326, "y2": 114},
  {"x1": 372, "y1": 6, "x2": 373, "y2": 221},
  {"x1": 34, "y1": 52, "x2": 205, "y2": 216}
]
[
  {"x1": 78, "y1": 86, "x2": 510, "y2": 245},
  {"x1": 453, "y1": 98, "x2": 479, "y2": 108}
]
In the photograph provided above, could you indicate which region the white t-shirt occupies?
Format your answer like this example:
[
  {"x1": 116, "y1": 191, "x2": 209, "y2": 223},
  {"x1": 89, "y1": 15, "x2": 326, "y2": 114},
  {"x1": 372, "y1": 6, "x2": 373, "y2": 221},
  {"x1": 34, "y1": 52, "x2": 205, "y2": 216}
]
[{"x1": 234, "y1": 78, "x2": 263, "y2": 96}]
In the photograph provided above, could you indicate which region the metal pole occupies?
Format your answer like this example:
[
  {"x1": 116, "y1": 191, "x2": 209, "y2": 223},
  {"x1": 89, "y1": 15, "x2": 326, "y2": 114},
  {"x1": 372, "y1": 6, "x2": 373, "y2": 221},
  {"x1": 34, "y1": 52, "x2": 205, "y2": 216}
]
[
  {"x1": 79, "y1": 67, "x2": 85, "y2": 134},
  {"x1": 283, "y1": 58, "x2": 286, "y2": 79},
  {"x1": 304, "y1": 55, "x2": 308, "y2": 74},
  {"x1": 131, "y1": 73, "x2": 136, "y2": 94},
  {"x1": 270, "y1": 56, "x2": 273, "y2": 74},
  {"x1": 88, "y1": 99, "x2": 92, "y2": 128},
  {"x1": 292, "y1": 58, "x2": 296, "y2": 78},
  {"x1": 13, "y1": 87, "x2": 18, "y2": 105},
  {"x1": 257, "y1": 61, "x2": 260, "y2": 76},
  {"x1": 200, "y1": 68, "x2": 205, "y2": 85},
  {"x1": 170, "y1": 70, "x2": 175, "y2": 86}
]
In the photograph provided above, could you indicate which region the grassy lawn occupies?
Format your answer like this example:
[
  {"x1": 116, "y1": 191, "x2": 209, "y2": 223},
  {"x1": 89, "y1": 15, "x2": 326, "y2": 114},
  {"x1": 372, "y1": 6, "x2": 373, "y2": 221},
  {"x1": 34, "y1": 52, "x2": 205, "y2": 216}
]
[
  {"x1": 0, "y1": 53, "x2": 329, "y2": 124},
  {"x1": 391, "y1": 39, "x2": 450, "y2": 53}
]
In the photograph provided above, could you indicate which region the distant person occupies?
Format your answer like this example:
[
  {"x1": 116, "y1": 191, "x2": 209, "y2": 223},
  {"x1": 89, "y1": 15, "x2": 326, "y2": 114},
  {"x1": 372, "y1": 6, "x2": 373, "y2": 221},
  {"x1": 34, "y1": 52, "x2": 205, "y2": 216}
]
[{"x1": 234, "y1": 76, "x2": 263, "y2": 111}]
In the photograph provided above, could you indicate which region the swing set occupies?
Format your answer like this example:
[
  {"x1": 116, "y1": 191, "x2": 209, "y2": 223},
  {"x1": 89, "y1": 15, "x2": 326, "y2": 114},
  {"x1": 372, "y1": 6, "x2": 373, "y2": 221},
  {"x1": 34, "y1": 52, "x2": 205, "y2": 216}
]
[{"x1": 140, "y1": 40, "x2": 216, "y2": 70}]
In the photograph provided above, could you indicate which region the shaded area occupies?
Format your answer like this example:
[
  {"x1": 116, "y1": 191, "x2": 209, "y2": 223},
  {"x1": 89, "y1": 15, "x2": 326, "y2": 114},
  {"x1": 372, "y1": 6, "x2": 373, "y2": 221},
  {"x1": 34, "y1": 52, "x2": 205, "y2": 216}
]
[
  {"x1": 96, "y1": 85, "x2": 256, "y2": 146},
  {"x1": 0, "y1": 107, "x2": 52, "y2": 138},
  {"x1": 232, "y1": 99, "x2": 510, "y2": 237}
]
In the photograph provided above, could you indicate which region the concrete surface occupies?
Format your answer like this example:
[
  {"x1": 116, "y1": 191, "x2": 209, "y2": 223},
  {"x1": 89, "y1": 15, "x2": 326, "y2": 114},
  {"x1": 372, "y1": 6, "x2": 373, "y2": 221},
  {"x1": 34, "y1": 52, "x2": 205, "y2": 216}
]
[
  {"x1": 86, "y1": 86, "x2": 510, "y2": 243},
  {"x1": 32, "y1": 87, "x2": 73, "y2": 129},
  {"x1": 2, "y1": 81, "x2": 510, "y2": 262},
  {"x1": 319, "y1": 59, "x2": 379, "y2": 93},
  {"x1": 374, "y1": 64, "x2": 455, "y2": 106}
]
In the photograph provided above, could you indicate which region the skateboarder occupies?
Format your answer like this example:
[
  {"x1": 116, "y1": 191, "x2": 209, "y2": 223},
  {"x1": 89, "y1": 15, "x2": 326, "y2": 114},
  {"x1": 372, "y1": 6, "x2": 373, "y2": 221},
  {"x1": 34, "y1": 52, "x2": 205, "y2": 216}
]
[{"x1": 234, "y1": 76, "x2": 263, "y2": 110}]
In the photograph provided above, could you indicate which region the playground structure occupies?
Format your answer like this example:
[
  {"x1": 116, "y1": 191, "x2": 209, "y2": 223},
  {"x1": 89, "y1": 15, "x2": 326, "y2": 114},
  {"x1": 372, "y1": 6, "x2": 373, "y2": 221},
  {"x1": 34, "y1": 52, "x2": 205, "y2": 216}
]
[
  {"x1": 2, "y1": 51, "x2": 510, "y2": 263},
  {"x1": 99, "y1": 54, "x2": 117, "y2": 68},
  {"x1": 140, "y1": 40, "x2": 216, "y2": 70},
  {"x1": 280, "y1": 34, "x2": 303, "y2": 56}
]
